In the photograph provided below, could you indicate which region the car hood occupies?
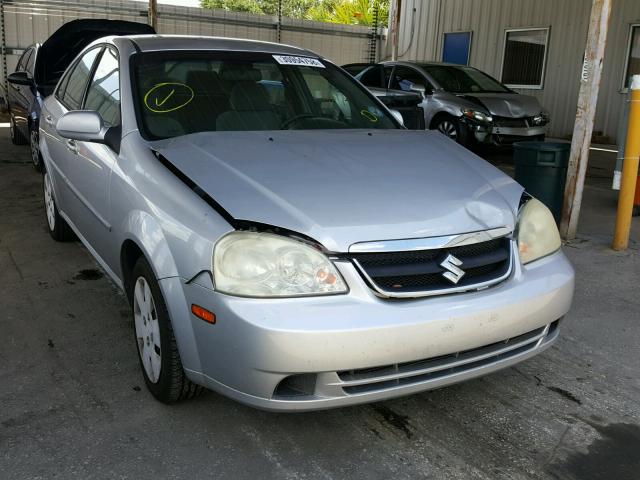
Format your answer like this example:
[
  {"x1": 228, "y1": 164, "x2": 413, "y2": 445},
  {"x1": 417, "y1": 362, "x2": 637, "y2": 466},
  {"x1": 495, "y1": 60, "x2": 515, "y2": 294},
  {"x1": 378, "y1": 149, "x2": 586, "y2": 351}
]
[
  {"x1": 150, "y1": 129, "x2": 523, "y2": 252},
  {"x1": 458, "y1": 93, "x2": 542, "y2": 118}
]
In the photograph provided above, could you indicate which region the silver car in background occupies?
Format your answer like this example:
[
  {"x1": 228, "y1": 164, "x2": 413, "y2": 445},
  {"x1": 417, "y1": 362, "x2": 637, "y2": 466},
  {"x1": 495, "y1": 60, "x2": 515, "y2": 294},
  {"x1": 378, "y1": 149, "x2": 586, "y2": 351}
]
[
  {"x1": 40, "y1": 35, "x2": 573, "y2": 411},
  {"x1": 346, "y1": 61, "x2": 549, "y2": 148}
]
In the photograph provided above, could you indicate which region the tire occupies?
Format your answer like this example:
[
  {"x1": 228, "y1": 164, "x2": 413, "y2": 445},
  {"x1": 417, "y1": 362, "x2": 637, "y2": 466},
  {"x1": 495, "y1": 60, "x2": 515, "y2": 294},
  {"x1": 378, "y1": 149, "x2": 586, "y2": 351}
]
[
  {"x1": 30, "y1": 125, "x2": 43, "y2": 172},
  {"x1": 10, "y1": 113, "x2": 28, "y2": 145},
  {"x1": 43, "y1": 170, "x2": 75, "y2": 241},
  {"x1": 433, "y1": 115, "x2": 470, "y2": 148},
  {"x1": 130, "y1": 256, "x2": 203, "y2": 403}
]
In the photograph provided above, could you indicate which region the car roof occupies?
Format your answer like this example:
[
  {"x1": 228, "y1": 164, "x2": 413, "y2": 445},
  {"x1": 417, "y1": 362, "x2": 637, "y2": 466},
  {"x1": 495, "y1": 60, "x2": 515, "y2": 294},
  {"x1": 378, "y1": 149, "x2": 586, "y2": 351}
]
[
  {"x1": 121, "y1": 34, "x2": 319, "y2": 57},
  {"x1": 381, "y1": 60, "x2": 468, "y2": 68}
]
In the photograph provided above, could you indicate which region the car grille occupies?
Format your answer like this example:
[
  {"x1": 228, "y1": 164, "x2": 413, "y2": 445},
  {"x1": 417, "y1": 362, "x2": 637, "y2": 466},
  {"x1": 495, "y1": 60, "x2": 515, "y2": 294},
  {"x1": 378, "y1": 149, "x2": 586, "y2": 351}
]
[
  {"x1": 337, "y1": 321, "x2": 559, "y2": 395},
  {"x1": 351, "y1": 237, "x2": 512, "y2": 297},
  {"x1": 493, "y1": 116, "x2": 535, "y2": 128}
]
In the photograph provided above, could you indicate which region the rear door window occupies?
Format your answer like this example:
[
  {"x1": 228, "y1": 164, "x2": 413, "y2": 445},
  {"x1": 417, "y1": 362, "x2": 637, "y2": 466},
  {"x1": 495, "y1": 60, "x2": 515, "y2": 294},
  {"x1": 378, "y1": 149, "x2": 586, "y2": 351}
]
[
  {"x1": 84, "y1": 48, "x2": 120, "y2": 126},
  {"x1": 59, "y1": 47, "x2": 102, "y2": 110}
]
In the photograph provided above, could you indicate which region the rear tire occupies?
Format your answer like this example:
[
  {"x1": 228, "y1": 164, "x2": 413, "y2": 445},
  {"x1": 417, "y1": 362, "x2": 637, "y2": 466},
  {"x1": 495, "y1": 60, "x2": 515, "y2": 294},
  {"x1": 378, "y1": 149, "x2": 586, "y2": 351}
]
[
  {"x1": 43, "y1": 170, "x2": 75, "y2": 241},
  {"x1": 10, "y1": 114, "x2": 28, "y2": 145},
  {"x1": 130, "y1": 256, "x2": 203, "y2": 403},
  {"x1": 30, "y1": 126, "x2": 43, "y2": 172}
]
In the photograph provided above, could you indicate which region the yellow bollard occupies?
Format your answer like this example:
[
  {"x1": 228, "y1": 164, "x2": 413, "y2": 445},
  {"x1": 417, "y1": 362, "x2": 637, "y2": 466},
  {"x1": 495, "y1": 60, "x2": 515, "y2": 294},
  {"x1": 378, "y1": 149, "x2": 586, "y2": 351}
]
[{"x1": 612, "y1": 75, "x2": 640, "y2": 250}]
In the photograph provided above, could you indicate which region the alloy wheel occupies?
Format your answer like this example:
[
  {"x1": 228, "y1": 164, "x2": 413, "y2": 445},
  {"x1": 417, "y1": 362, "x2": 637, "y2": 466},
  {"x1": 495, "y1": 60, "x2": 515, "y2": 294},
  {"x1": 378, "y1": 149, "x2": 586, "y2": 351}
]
[
  {"x1": 43, "y1": 172, "x2": 56, "y2": 231},
  {"x1": 437, "y1": 120, "x2": 458, "y2": 139},
  {"x1": 133, "y1": 277, "x2": 162, "y2": 384},
  {"x1": 30, "y1": 130, "x2": 40, "y2": 168}
]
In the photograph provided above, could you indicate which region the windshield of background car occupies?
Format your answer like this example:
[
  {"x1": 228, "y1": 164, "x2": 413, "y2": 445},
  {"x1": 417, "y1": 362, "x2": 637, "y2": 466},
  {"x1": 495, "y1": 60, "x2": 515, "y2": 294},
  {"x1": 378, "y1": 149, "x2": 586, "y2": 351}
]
[
  {"x1": 421, "y1": 65, "x2": 510, "y2": 94},
  {"x1": 133, "y1": 51, "x2": 398, "y2": 139}
]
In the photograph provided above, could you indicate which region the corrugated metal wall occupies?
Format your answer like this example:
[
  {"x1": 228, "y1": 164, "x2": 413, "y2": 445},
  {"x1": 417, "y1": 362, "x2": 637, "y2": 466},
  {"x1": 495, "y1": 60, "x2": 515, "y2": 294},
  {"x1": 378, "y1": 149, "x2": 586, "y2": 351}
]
[
  {"x1": 388, "y1": 0, "x2": 640, "y2": 143},
  {"x1": 1, "y1": 0, "x2": 379, "y2": 91}
]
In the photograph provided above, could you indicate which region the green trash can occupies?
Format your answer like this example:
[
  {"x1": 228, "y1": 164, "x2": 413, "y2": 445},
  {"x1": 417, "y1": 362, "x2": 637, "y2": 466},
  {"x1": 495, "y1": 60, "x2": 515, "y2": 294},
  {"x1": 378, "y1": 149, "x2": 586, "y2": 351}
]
[{"x1": 513, "y1": 142, "x2": 570, "y2": 223}]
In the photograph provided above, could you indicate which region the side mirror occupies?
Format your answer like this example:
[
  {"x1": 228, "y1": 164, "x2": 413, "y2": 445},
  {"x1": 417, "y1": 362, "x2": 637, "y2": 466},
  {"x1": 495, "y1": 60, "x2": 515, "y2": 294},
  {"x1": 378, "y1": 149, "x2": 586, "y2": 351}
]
[
  {"x1": 409, "y1": 83, "x2": 427, "y2": 98},
  {"x1": 7, "y1": 71, "x2": 33, "y2": 86},
  {"x1": 56, "y1": 111, "x2": 108, "y2": 143},
  {"x1": 390, "y1": 109, "x2": 405, "y2": 127}
]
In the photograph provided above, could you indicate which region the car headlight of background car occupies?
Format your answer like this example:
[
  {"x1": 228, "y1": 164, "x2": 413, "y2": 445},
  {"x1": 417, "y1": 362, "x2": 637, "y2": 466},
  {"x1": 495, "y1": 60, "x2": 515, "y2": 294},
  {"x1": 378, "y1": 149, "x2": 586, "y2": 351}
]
[
  {"x1": 532, "y1": 111, "x2": 550, "y2": 126},
  {"x1": 461, "y1": 108, "x2": 493, "y2": 124},
  {"x1": 213, "y1": 232, "x2": 348, "y2": 297},
  {"x1": 516, "y1": 198, "x2": 561, "y2": 264}
]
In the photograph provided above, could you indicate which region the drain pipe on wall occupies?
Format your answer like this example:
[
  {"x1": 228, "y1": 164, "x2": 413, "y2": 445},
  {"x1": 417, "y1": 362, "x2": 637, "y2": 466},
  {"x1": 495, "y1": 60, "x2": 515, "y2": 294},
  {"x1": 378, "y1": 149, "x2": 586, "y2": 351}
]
[
  {"x1": 612, "y1": 75, "x2": 640, "y2": 251},
  {"x1": 1, "y1": 0, "x2": 7, "y2": 110}
]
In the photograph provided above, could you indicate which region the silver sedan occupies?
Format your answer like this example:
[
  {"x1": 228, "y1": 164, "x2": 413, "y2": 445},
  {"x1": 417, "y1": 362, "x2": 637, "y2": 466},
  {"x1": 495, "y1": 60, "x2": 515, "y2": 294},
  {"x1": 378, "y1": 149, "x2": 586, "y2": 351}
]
[{"x1": 40, "y1": 35, "x2": 574, "y2": 411}]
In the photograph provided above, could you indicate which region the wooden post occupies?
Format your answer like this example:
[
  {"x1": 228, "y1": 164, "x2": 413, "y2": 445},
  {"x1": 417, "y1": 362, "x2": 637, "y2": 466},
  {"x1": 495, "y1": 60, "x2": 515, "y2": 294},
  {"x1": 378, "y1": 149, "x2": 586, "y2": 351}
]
[
  {"x1": 148, "y1": 0, "x2": 158, "y2": 31},
  {"x1": 559, "y1": 0, "x2": 612, "y2": 240},
  {"x1": 391, "y1": 0, "x2": 402, "y2": 61}
]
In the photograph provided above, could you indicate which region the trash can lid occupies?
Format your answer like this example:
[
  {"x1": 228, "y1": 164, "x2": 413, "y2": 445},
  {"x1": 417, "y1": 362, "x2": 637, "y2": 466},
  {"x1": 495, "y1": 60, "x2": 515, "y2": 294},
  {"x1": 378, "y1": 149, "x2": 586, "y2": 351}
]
[{"x1": 513, "y1": 141, "x2": 571, "y2": 152}]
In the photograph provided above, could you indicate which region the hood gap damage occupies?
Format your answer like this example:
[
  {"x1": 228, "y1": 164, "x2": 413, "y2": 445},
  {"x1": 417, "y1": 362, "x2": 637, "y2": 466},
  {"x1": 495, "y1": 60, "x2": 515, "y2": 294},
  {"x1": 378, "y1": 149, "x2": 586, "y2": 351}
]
[{"x1": 152, "y1": 151, "x2": 331, "y2": 254}]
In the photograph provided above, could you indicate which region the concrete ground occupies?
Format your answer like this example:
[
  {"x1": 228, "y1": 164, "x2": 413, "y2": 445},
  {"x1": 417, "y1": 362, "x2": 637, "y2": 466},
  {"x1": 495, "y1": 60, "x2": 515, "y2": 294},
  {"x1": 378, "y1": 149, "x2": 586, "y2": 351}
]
[{"x1": 1, "y1": 125, "x2": 639, "y2": 480}]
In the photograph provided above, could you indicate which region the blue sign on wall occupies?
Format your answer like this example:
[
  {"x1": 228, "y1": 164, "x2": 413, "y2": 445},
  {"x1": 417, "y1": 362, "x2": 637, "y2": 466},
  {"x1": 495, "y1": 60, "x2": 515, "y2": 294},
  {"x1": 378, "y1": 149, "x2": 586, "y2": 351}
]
[{"x1": 443, "y1": 32, "x2": 472, "y2": 65}]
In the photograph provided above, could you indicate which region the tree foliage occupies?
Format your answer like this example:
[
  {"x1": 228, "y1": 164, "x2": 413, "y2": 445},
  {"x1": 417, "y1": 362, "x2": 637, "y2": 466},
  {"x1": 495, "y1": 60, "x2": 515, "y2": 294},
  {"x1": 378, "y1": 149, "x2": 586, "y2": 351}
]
[{"x1": 200, "y1": 0, "x2": 389, "y2": 27}]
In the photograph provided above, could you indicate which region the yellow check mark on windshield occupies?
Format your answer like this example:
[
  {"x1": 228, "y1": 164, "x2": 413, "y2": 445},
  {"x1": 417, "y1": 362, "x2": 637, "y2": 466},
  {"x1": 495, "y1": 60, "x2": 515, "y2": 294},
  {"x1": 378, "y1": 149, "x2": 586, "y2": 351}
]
[{"x1": 155, "y1": 89, "x2": 175, "y2": 107}]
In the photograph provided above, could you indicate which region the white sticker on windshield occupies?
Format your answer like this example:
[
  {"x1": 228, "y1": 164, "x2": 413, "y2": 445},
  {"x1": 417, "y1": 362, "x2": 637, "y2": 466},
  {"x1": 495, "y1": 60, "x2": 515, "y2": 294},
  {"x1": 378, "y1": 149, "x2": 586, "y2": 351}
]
[{"x1": 273, "y1": 55, "x2": 325, "y2": 68}]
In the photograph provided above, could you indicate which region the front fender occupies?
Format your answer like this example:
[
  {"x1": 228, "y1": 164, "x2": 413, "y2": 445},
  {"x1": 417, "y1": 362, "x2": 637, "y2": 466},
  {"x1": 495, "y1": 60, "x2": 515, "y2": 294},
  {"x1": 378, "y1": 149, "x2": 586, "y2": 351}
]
[
  {"x1": 120, "y1": 211, "x2": 206, "y2": 375},
  {"x1": 121, "y1": 209, "x2": 180, "y2": 280}
]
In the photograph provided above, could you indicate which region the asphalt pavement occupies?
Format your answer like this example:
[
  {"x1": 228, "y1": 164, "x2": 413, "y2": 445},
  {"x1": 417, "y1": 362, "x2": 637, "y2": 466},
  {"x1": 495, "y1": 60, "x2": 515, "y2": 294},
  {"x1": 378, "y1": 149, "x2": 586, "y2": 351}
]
[{"x1": 1, "y1": 127, "x2": 639, "y2": 480}]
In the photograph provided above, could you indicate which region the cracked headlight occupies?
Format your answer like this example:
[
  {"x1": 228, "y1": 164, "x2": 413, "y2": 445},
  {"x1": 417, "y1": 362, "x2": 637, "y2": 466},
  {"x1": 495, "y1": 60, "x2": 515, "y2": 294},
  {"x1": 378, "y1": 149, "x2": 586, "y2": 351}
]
[
  {"x1": 516, "y1": 198, "x2": 561, "y2": 264},
  {"x1": 462, "y1": 108, "x2": 493, "y2": 123},
  {"x1": 532, "y1": 111, "x2": 549, "y2": 126},
  {"x1": 213, "y1": 231, "x2": 347, "y2": 297}
]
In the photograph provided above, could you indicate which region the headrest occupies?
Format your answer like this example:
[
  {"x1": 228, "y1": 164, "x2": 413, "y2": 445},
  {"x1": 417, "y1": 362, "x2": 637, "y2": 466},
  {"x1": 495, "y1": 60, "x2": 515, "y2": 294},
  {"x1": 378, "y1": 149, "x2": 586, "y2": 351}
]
[
  {"x1": 186, "y1": 70, "x2": 223, "y2": 94},
  {"x1": 230, "y1": 83, "x2": 271, "y2": 111},
  {"x1": 220, "y1": 64, "x2": 262, "y2": 82}
]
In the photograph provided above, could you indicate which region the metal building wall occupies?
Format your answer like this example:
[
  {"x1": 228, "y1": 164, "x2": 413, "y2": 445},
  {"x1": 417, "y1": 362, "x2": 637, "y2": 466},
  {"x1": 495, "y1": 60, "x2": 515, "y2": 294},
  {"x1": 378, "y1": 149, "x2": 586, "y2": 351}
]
[
  {"x1": 1, "y1": 0, "x2": 378, "y2": 92},
  {"x1": 389, "y1": 0, "x2": 640, "y2": 143}
]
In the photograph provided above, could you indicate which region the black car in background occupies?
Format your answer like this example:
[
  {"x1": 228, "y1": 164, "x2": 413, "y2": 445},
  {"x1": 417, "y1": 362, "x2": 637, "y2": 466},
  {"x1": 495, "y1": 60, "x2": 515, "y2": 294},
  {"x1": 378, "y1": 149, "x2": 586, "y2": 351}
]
[{"x1": 7, "y1": 19, "x2": 155, "y2": 170}]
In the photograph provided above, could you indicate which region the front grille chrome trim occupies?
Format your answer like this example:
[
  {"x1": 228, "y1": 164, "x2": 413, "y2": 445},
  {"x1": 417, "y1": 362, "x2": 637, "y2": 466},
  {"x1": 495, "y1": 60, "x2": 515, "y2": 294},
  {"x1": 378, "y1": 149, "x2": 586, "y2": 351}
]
[
  {"x1": 348, "y1": 226, "x2": 512, "y2": 253},
  {"x1": 352, "y1": 241, "x2": 515, "y2": 299}
]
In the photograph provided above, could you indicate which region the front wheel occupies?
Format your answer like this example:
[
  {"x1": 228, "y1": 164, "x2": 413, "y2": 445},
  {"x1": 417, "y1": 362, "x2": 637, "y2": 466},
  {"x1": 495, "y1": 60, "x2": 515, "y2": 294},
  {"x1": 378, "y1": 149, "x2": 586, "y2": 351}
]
[
  {"x1": 433, "y1": 116, "x2": 470, "y2": 148},
  {"x1": 131, "y1": 256, "x2": 203, "y2": 403}
]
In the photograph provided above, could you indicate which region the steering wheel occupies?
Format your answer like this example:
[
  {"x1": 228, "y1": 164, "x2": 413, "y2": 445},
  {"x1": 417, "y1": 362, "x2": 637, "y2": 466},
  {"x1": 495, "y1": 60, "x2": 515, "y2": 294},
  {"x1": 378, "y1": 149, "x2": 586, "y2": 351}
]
[
  {"x1": 280, "y1": 114, "x2": 326, "y2": 130},
  {"x1": 280, "y1": 114, "x2": 349, "y2": 130}
]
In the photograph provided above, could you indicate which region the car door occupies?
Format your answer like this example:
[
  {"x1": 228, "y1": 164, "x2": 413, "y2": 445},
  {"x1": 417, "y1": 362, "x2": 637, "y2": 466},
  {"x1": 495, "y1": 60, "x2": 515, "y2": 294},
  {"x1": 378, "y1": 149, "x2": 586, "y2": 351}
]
[
  {"x1": 390, "y1": 65, "x2": 435, "y2": 126},
  {"x1": 8, "y1": 48, "x2": 33, "y2": 135},
  {"x1": 40, "y1": 46, "x2": 103, "y2": 222},
  {"x1": 61, "y1": 46, "x2": 121, "y2": 263}
]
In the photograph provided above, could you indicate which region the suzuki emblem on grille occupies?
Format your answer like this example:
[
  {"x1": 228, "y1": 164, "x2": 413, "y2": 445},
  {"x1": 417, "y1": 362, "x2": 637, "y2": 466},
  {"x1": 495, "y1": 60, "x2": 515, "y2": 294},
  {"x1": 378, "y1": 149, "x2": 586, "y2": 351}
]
[{"x1": 440, "y1": 254, "x2": 465, "y2": 284}]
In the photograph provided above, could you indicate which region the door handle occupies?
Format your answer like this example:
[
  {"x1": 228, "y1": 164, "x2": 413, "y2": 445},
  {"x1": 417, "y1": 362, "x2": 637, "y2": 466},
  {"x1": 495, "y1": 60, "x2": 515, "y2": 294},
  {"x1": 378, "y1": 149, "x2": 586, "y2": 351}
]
[
  {"x1": 45, "y1": 115, "x2": 54, "y2": 126},
  {"x1": 66, "y1": 139, "x2": 78, "y2": 154}
]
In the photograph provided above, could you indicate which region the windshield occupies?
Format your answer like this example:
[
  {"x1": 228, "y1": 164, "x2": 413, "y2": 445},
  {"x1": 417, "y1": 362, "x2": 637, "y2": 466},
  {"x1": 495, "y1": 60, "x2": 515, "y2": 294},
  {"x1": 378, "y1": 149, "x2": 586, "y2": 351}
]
[
  {"x1": 133, "y1": 51, "x2": 398, "y2": 139},
  {"x1": 420, "y1": 65, "x2": 510, "y2": 94}
]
